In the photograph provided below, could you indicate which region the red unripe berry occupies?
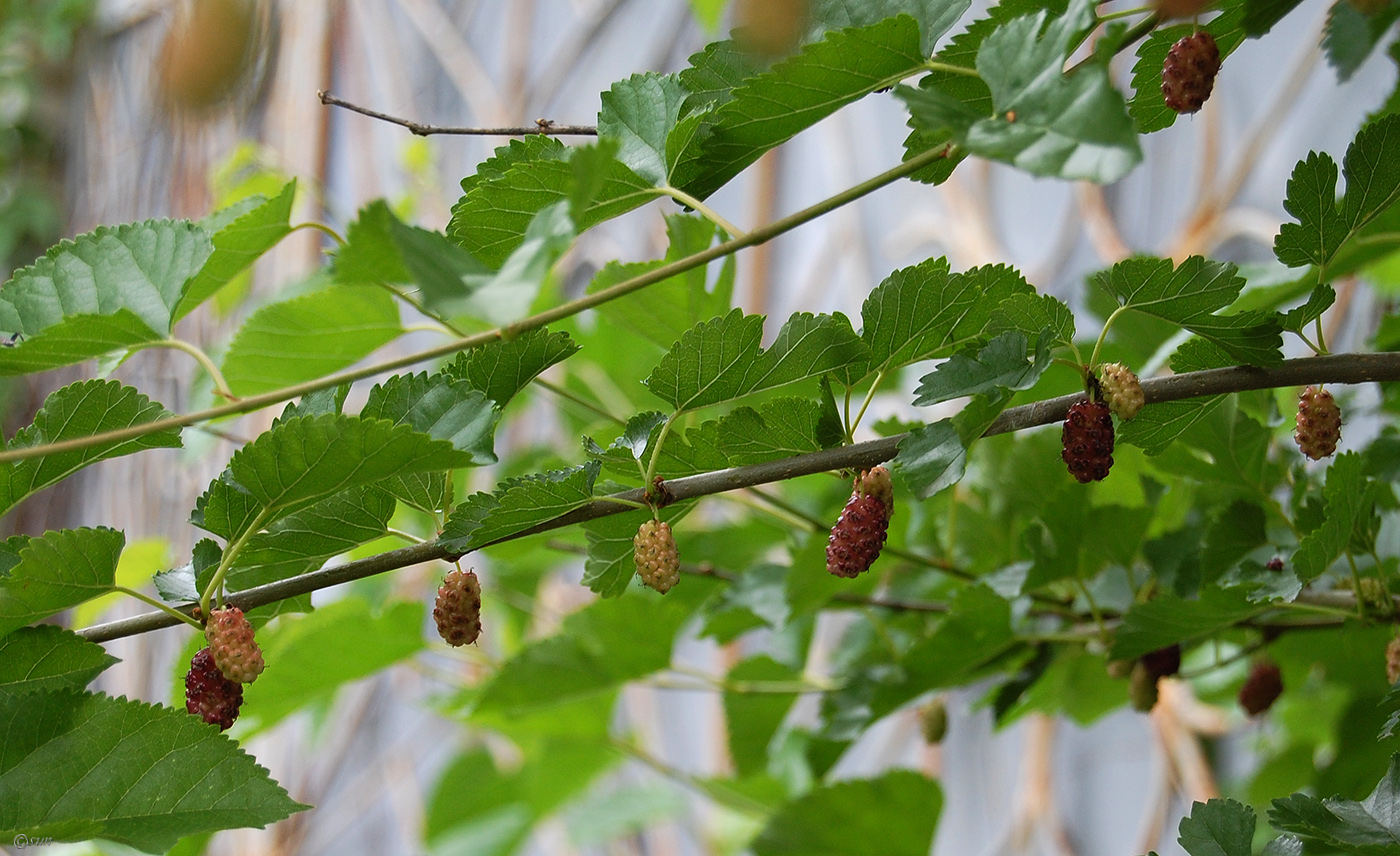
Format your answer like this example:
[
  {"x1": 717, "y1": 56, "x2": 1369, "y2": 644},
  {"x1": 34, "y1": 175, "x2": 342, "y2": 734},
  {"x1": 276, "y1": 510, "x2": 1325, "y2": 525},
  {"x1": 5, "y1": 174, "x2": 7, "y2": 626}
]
[
  {"x1": 1294, "y1": 386, "x2": 1342, "y2": 460},
  {"x1": 1062, "y1": 400, "x2": 1114, "y2": 483},
  {"x1": 205, "y1": 606, "x2": 264, "y2": 684},
  {"x1": 185, "y1": 647, "x2": 243, "y2": 730},
  {"x1": 434, "y1": 568, "x2": 483, "y2": 646},
  {"x1": 1239, "y1": 661, "x2": 1283, "y2": 716},
  {"x1": 1162, "y1": 32, "x2": 1221, "y2": 114},
  {"x1": 826, "y1": 467, "x2": 894, "y2": 578}
]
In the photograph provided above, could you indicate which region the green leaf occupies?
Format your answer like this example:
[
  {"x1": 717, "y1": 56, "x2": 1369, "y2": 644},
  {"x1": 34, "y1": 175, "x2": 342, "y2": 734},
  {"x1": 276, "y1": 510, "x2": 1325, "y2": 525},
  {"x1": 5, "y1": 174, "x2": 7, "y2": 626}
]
[
  {"x1": 581, "y1": 503, "x2": 693, "y2": 597},
  {"x1": 0, "y1": 626, "x2": 117, "y2": 695},
  {"x1": 896, "y1": 386, "x2": 1022, "y2": 498},
  {"x1": 718, "y1": 398, "x2": 845, "y2": 465},
  {"x1": 1269, "y1": 753, "x2": 1400, "y2": 854},
  {"x1": 1323, "y1": 0, "x2": 1400, "y2": 82},
  {"x1": 912, "y1": 329, "x2": 1052, "y2": 405},
  {"x1": 0, "y1": 379, "x2": 181, "y2": 518},
  {"x1": 221, "y1": 284, "x2": 403, "y2": 396},
  {"x1": 473, "y1": 584, "x2": 711, "y2": 716},
  {"x1": 670, "y1": 15, "x2": 933, "y2": 199},
  {"x1": 987, "y1": 293, "x2": 1076, "y2": 346},
  {"x1": 440, "y1": 462, "x2": 600, "y2": 553},
  {"x1": 446, "y1": 136, "x2": 656, "y2": 268},
  {"x1": 1110, "y1": 586, "x2": 1260, "y2": 660},
  {"x1": 0, "y1": 689, "x2": 308, "y2": 851},
  {"x1": 1283, "y1": 283, "x2": 1337, "y2": 334},
  {"x1": 457, "y1": 202, "x2": 576, "y2": 326},
  {"x1": 645, "y1": 309, "x2": 868, "y2": 411},
  {"x1": 446, "y1": 328, "x2": 580, "y2": 409},
  {"x1": 599, "y1": 72, "x2": 688, "y2": 186},
  {"x1": 195, "y1": 414, "x2": 460, "y2": 542},
  {"x1": 361, "y1": 371, "x2": 500, "y2": 465},
  {"x1": 751, "y1": 771, "x2": 943, "y2": 856},
  {"x1": 1092, "y1": 256, "x2": 1282, "y2": 366},
  {"x1": 239, "y1": 599, "x2": 424, "y2": 732},
  {"x1": 857, "y1": 260, "x2": 1034, "y2": 379},
  {"x1": 0, "y1": 311, "x2": 159, "y2": 376},
  {"x1": 333, "y1": 201, "x2": 489, "y2": 306},
  {"x1": 1130, "y1": 8, "x2": 1247, "y2": 134},
  {"x1": 1118, "y1": 397, "x2": 1229, "y2": 455},
  {"x1": 0, "y1": 527, "x2": 123, "y2": 639},
  {"x1": 899, "y1": 0, "x2": 1141, "y2": 183},
  {"x1": 1178, "y1": 799, "x2": 1257, "y2": 856},
  {"x1": 725, "y1": 656, "x2": 799, "y2": 778},
  {"x1": 587, "y1": 214, "x2": 732, "y2": 349},
  {"x1": 173, "y1": 181, "x2": 295, "y2": 321},
  {"x1": 1294, "y1": 452, "x2": 1368, "y2": 581},
  {"x1": 1244, "y1": 0, "x2": 1305, "y2": 35},
  {"x1": 1275, "y1": 115, "x2": 1400, "y2": 272}
]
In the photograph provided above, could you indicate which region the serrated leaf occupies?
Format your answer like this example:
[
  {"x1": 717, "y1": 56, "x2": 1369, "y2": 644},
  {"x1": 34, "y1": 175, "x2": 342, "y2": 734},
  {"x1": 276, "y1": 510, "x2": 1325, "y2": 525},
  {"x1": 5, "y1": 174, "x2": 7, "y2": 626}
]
[
  {"x1": 1244, "y1": 0, "x2": 1306, "y2": 35},
  {"x1": 474, "y1": 584, "x2": 711, "y2": 716},
  {"x1": 1093, "y1": 256, "x2": 1282, "y2": 366},
  {"x1": 239, "y1": 599, "x2": 424, "y2": 732},
  {"x1": 1269, "y1": 753, "x2": 1400, "y2": 854},
  {"x1": 751, "y1": 771, "x2": 943, "y2": 856},
  {"x1": 221, "y1": 284, "x2": 403, "y2": 396},
  {"x1": 1110, "y1": 586, "x2": 1260, "y2": 660},
  {"x1": 912, "y1": 329, "x2": 1051, "y2": 405},
  {"x1": 458, "y1": 202, "x2": 576, "y2": 326},
  {"x1": 1178, "y1": 799, "x2": 1257, "y2": 856},
  {"x1": 446, "y1": 136, "x2": 656, "y2": 268},
  {"x1": 0, "y1": 689, "x2": 308, "y2": 851},
  {"x1": 1275, "y1": 115, "x2": 1400, "y2": 273},
  {"x1": 1283, "y1": 283, "x2": 1337, "y2": 334},
  {"x1": 1324, "y1": 0, "x2": 1400, "y2": 82},
  {"x1": 896, "y1": 388, "x2": 1018, "y2": 498},
  {"x1": 333, "y1": 201, "x2": 489, "y2": 307},
  {"x1": 0, "y1": 379, "x2": 181, "y2": 518},
  {"x1": 1130, "y1": 8, "x2": 1247, "y2": 134},
  {"x1": 0, "y1": 311, "x2": 159, "y2": 376},
  {"x1": 446, "y1": 328, "x2": 580, "y2": 409},
  {"x1": 173, "y1": 181, "x2": 295, "y2": 321},
  {"x1": 719, "y1": 398, "x2": 845, "y2": 464},
  {"x1": 1119, "y1": 397, "x2": 1229, "y2": 455},
  {"x1": 645, "y1": 309, "x2": 868, "y2": 411},
  {"x1": 987, "y1": 292, "x2": 1075, "y2": 345},
  {"x1": 0, "y1": 626, "x2": 117, "y2": 694},
  {"x1": 440, "y1": 462, "x2": 600, "y2": 553},
  {"x1": 599, "y1": 72, "x2": 688, "y2": 186},
  {"x1": 1294, "y1": 452, "x2": 1368, "y2": 581},
  {"x1": 858, "y1": 260, "x2": 1034, "y2": 379},
  {"x1": 0, "y1": 527, "x2": 123, "y2": 639},
  {"x1": 361, "y1": 372, "x2": 500, "y2": 465}
]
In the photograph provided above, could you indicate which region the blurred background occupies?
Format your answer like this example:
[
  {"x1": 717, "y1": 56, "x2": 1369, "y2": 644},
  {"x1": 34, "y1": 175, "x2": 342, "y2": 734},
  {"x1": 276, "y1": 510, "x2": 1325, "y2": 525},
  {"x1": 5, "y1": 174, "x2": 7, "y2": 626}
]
[{"x1": 3, "y1": 0, "x2": 1395, "y2": 854}]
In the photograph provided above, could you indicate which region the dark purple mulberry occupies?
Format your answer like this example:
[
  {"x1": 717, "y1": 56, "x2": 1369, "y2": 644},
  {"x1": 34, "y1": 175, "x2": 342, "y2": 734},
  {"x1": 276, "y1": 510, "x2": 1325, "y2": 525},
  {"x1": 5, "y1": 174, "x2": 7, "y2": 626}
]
[
  {"x1": 1162, "y1": 32, "x2": 1221, "y2": 114},
  {"x1": 1062, "y1": 400, "x2": 1115, "y2": 483},
  {"x1": 826, "y1": 466, "x2": 894, "y2": 578},
  {"x1": 185, "y1": 647, "x2": 244, "y2": 730}
]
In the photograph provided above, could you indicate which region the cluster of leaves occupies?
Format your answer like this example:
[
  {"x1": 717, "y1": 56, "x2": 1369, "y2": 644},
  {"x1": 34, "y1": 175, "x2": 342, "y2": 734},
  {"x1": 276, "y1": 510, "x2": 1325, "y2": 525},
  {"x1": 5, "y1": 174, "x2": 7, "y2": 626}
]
[{"x1": 3, "y1": 0, "x2": 1400, "y2": 853}]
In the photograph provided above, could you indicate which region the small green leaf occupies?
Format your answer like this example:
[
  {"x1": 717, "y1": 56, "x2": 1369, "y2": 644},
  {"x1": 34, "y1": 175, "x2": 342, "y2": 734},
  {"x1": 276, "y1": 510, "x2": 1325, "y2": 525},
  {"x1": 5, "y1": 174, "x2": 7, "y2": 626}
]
[
  {"x1": 1268, "y1": 752, "x2": 1400, "y2": 854},
  {"x1": 0, "y1": 626, "x2": 117, "y2": 695},
  {"x1": 221, "y1": 284, "x2": 404, "y2": 396},
  {"x1": 1177, "y1": 799, "x2": 1257, "y2": 856},
  {"x1": 1110, "y1": 586, "x2": 1260, "y2": 660},
  {"x1": 582, "y1": 503, "x2": 693, "y2": 597},
  {"x1": 599, "y1": 72, "x2": 688, "y2": 186},
  {"x1": 446, "y1": 328, "x2": 580, "y2": 410},
  {"x1": 457, "y1": 202, "x2": 576, "y2": 326},
  {"x1": 1283, "y1": 284, "x2": 1337, "y2": 334},
  {"x1": 173, "y1": 181, "x2": 295, "y2": 321},
  {"x1": 361, "y1": 372, "x2": 500, "y2": 465},
  {"x1": 751, "y1": 771, "x2": 943, "y2": 856},
  {"x1": 0, "y1": 690, "x2": 308, "y2": 851},
  {"x1": 912, "y1": 330, "x2": 1051, "y2": 405},
  {"x1": 1294, "y1": 452, "x2": 1368, "y2": 581},
  {"x1": 718, "y1": 398, "x2": 845, "y2": 464},
  {"x1": 1244, "y1": 0, "x2": 1305, "y2": 35},
  {"x1": 0, "y1": 379, "x2": 181, "y2": 519},
  {"x1": 440, "y1": 462, "x2": 600, "y2": 553},
  {"x1": 1324, "y1": 0, "x2": 1400, "y2": 82},
  {"x1": 0, "y1": 527, "x2": 124, "y2": 639},
  {"x1": 987, "y1": 293, "x2": 1076, "y2": 345}
]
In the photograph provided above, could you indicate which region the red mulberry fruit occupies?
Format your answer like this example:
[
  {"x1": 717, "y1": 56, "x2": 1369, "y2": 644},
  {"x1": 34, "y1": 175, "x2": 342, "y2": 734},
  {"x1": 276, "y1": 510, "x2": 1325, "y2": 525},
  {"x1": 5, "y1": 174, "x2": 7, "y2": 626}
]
[
  {"x1": 634, "y1": 519, "x2": 681, "y2": 594},
  {"x1": 185, "y1": 647, "x2": 244, "y2": 730},
  {"x1": 1239, "y1": 661, "x2": 1283, "y2": 716},
  {"x1": 1162, "y1": 31, "x2": 1221, "y2": 114},
  {"x1": 826, "y1": 466, "x2": 894, "y2": 578},
  {"x1": 1294, "y1": 386, "x2": 1341, "y2": 460},
  {"x1": 1062, "y1": 400, "x2": 1114, "y2": 483},
  {"x1": 205, "y1": 606, "x2": 264, "y2": 684},
  {"x1": 434, "y1": 568, "x2": 483, "y2": 646},
  {"x1": 1140, "y1": 644, "x2": 1182, "y2": 680},
  {"x1": 1098, "y1": 363, "x2": 1144, "y2": 420}
]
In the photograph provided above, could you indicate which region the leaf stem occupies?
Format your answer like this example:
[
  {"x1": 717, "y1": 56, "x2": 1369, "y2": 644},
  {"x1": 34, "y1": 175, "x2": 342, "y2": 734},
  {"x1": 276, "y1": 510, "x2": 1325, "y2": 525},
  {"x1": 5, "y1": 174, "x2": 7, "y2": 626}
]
[
  {"x1": 533, "y1": 377, "x2": 626, "y2": 425},
  {"x1": 850, "y1": 370, "x2": 887, "y2": 435},
  {"x1": 0, "y1": 143, "x2": 956, "y2": 467},
  {"x1": 289, "y1": 221, "x2": 346, "y2": 246},
  {"x1": 924, "y1": 60, "x2": 982, "y2": 78},
  {"x1": 140, "y1": 338, "x2": 238, "y2": 401},
  {"x1": 1088, "y1": 305, "x2": 1129, "y2": 371},
  {"x1": 113, "y1": 586, "x2": 204, "y2": 630},
  {"x1": 641, "y1": 412, "x2": 681, "y2": 506},
  {"x1": 199, "y1": 507, "x2": 275, "y2": 616},
  {"x1": 1097, "y1": 5, "x2": 1154, "y2": 21},
  {"x1": 659, "y1": 186, "x2": 746, "y2": 239}
]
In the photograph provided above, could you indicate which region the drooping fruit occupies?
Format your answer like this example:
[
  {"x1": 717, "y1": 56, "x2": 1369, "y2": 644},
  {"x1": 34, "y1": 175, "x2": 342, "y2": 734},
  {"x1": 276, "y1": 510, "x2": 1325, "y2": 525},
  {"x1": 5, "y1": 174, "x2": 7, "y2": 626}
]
[
  {"x1": 157, "y1": 0, "x2": 261, "y2": 113},
  {"x1": 185, "y1": 647, "x2": 244, "y2": 730},
  {"x1": 1098, "y1": 363, "x2": 1145, "y2": 420},
  {"x1": 1062, "y1": 400, "x2": 1115, "y2": 483},
  {"x1": 1266, "y1": 557, "x2": 1285, "y2": 571},
  {"x1": 919, "y1": 697, "x2": 949, "y2": 744},
  {"x1": 1387, "y1": 637, "x2": 1400, "y2": 686},
  {"x1": 826, "y1": 466, "x2": 894, "y2": 578},
  {"x1": 634, "y1": 519, "x2": 681, "y2": 594},
  {"x1": 1162, "y1": 31, "x2": 1221, "y2": 114},
  {"x1": 1294, "y1": 386, "x2": 1342, "y2": 460},
  {"x1": 1129, "y1": 662, "x2": 1160, "y2": 712},
  {"x1": 1140, "y1": 644, "x2": 1182, "y2": 681},
  {"x1": 434, "y1": 568, "x2": 483, "y2": 646},
  {"x1": 1239, "y1": 661, "x2": 1283, "y2": 716},
  {"x1": 204, "y1": 605, "x2": 264, "y2": 683}
]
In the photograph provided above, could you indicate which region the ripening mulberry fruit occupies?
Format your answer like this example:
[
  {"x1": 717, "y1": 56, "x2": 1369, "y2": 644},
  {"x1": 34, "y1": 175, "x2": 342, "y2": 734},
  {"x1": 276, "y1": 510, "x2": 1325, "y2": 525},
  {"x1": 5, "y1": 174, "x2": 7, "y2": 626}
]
[
  {"x1": 1239, "y1": 661, "x2": 1283, "y2": 716},
  {"x1": 434, "y1": 568, "x2": 483, "y2": 646},
  {"x1": 634, "y1": 519, "x2": 681, "y2": 594},
  {"x1": 826, "y1": 466, "x2": 894, "y2": 578},
  {"x1": 185, "y1": 647, "x2": 243, "y2": 730},
  {"x1": 1266, "y1": 557, "x2": 1285, "y2": 571},
  {"x1": 1387, "y1": 637, "x2": 1400, "y2": 685},
  {"x1": 205, "y1": 606, "x2": 264, "y2": 683},
  {"x1": 1140, "y1": 644, "x2": 1182, "y2": 681},
  {"x1": 1294, "y1": 386, "x2": 1342, "y2": 460},
  {"x1": 1129, "y1": 662, "x2": 1160, "y2": 712},
  {"x1": 1162, "y1": 31, "x2": 1221, "y2": 114},
  {"x1": 919, "y1": 697, "x2": 949, "y2": 744},
  {"x1": 1155, "y1": 0, "x2": 1210, "y2": 18},
  {"x1": 1062, "y1": 400, "x2": 1115, "y2": 483},
  {"x1": 1098, "y1": 363, "x2": 1145, "y2": 420}
]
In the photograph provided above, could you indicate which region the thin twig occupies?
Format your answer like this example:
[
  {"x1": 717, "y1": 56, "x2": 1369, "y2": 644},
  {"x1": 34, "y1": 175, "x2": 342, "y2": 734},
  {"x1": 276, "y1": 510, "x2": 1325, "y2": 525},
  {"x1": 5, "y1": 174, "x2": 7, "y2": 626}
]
[{"x1": 318, "y1": 91, "x2": 597, "y2": 136}]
